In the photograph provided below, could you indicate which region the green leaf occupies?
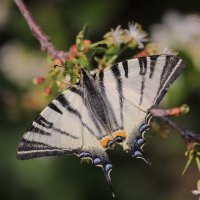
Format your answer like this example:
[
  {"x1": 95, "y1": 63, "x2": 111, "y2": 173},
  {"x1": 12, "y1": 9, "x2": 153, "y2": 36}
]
[
  {"x1": 182, "y1": 143, "x2": 200, "y2": 175},
  {"x1": 76, "y1": 24, "x2": 89, "y2": 48},
  {"x1": 89, "y1": 40, "x2": 107, "y2": 48},
  {"x1": 197, "y1": 180, "x2": 200, "y2": 190},
  {"x1": 77, "y1": 57, "x2": 88, "y2": 66},
  {"x1": 89, "y1": 46, "x2": 107, "y2": 54},
  {"x1": 105, "y1": 46, "x2": 120, "y2": 55},
  {"x1": 195, "y1": 156, "x2": 200, "y2": 172},
  {"x1": 182, "y1": 152, "x2": 194, "y2": 175}
]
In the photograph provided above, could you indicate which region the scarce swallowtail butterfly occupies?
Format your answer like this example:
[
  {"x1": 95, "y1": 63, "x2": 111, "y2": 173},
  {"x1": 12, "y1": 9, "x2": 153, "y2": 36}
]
[{"x1": 17, "y1": 54, "x2": 185, "y2": 196}]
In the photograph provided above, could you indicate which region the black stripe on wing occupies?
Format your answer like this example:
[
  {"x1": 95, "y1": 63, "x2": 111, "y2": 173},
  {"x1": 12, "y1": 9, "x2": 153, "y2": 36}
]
[
  {"x1": 122, "y1": 60, "x2": 128, "y2": 78},
  {"x1": 56, "y1": 93, "x2": 96, "y2": 136},
  {"x1": 149, "y1": 55, "x2": 159, "y2": 78},
  {"x1": 48, "y1": 102, "x2": 63, "y2": 114},
  {"x1": 52, "y1": 127, "x2": 79, "y2": 139},
  {"x1": 138, "y1": 57, "x2": 147, "y2": 76},
  {"x1": 27, "y1": 125, "x2": 51, "y2": 136},
  {"x1": 111, "y1": 64, "x2": 124, "y2": 127},
  {"x1": 138, "y1": 57, "x2": 148, "y2": 105},
  {"x1": 69, "y1": 86, "x2": 84, "y2": 97},
  {"x1": 35, "y1": 115, "x2": 53, "y2": 129},
  {"x1": 30, "y1": 117, "x2": 80, "y2": 139},
  {"x1": 17, "y1": 139, "x2": 74, "y2": 160},
  {"x1": 139, "y1": 77, "x2": 146, "y2": 105},
  {"x1": 155, "y1": 56, "x2": 185, "y2": 105}
]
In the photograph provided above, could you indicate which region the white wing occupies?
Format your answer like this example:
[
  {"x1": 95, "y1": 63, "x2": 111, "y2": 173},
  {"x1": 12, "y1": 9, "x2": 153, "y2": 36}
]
[
  {"x1": 17, "y1": 87, "x2": 83, "y2": 159},
  {"x1": 17, "y1": 84, "x2": 113, "y2": 187},
  {"x1": 96, "y1": 55, "x2": 185, "y2": 161},
  {"x1": 17, "y1": 85, "x2": 105, "y2": 159}
]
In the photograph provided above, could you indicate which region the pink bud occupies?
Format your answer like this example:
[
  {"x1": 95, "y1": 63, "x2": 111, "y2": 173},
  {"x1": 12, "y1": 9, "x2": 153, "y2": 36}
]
[
  {"x1": 69, "y1": 44, "x2": 78, "y2": 54},
  {"x1": 54, "y1": 58, "x2": 64, "y2": 66},
  {"x1": 83, "y1": 39, "x2": 91, "y2": 46},
  {"x1": 43, "y1": 86, "x2": 52, "y2": 96},
  {"x1": 83, "y1": 40, "x2": 91, "y2": 52},
  {"x1": 33, "y1": 77, "x2": 45, "y2": 85}
]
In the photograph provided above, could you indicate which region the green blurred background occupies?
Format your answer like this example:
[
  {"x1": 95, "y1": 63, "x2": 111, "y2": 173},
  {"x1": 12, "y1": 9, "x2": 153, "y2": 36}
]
[{"x1": 0, "y1": 0, "x2": 200, "y2": 200}]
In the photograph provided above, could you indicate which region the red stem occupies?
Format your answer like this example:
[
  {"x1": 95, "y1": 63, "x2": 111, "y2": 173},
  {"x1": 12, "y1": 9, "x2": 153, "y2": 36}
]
[{"x1": 14, "y1": 0, "x2": 68, "y2": 62}]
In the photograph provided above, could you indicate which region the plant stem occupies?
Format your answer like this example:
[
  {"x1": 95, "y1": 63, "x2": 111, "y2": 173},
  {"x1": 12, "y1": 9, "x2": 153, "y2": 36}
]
[{"x1": 14, "y1": 0, "x2": 68, "y2": 62}]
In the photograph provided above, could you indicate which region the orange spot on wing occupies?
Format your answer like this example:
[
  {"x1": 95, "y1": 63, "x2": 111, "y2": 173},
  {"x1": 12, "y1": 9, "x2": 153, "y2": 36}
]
[
  {"x1": 100, "y1": 136, "x2": 113, "y2": 148},
  {"x1": 112, "y1": 130, "x2": 127, "y2": 139}
]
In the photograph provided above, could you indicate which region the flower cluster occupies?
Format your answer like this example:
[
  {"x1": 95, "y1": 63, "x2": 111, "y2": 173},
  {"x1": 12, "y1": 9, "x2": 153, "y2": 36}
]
[
  {"x1": 104, "y1": 22, "x2": 149, "y2": 48},
  {"x1": 32, "y1": 22, "x2": 158, "y2": 96},
  {"x1": 150, "y1": 11, "x2": 200, "y2": 70}
]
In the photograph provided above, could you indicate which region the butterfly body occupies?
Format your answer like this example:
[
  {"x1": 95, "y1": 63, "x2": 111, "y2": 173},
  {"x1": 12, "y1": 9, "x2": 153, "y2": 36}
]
[{"x1": 17, "y1": 55, "x2": 185, "y2": 194}]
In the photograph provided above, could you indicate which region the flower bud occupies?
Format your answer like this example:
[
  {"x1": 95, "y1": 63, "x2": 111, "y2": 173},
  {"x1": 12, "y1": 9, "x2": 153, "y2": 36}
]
[
  {"x1": 43, "y1": 85, "x2": 52, "y2": 96},
  {"x1": 83, "y1": 40, "x2": 91, "y2": 52},
  {"x1": 54, "y1": 58, "x2": 64, "y2": 66},
  {"x1": 69, "y1": 44, "x2": 78, "y2": 54},
  {"x1": 33, "y1": 77, "x2": 45, "y2": 85}
]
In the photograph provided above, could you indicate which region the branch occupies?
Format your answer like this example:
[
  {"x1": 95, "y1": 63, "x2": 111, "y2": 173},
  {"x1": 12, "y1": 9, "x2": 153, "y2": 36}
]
[
  {"x1": 151, "y1": 106, "x2": 200, "y2": 144},
  {"x1": 14, "y1": 0, "x2": 68, "y2": 63}
]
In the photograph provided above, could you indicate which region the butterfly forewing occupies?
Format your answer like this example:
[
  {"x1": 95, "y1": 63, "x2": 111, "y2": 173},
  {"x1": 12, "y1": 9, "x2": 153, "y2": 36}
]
[
  {"x1": 17, "y1": 86, "x2": 88, "y2": 159},
  {"x1": 96, "y1": 55, "x2": 185, "y2": 152}
]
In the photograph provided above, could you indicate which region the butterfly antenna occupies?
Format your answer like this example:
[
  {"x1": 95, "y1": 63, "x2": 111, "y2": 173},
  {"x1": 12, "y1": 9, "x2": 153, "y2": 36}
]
[{"x1": 54, "y1": 64, "x2": 64, "y2": 69}]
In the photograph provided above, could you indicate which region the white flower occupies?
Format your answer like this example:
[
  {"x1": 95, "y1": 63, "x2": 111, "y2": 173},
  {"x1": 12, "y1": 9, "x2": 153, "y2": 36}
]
[
  {"x1": 65, "y1": 74, "x2": 71, "y2": 82},
  {"x1": 150, "y1": 11, "x2": 200, "y2": 49},
  {"x1": 161, "y1": 47, "x2": 177, "y2": 55},
  {"x1": 0, "y1": 42, "x2": 47, "y2": 86},
  {"x1": 110, "y1": 25, "x2": 123, "y2": 46},
  {"x1": 150, "y1": 11, "x2": 200, "y2": 70},
  {"x1": 0, "y1": 0, "x2": 10, "y2": 30},
  {"x1": 192, "y1": 180, "x2": 200, "y2": 200},
  {"x1": 127, "y1": 22, "x2": 149, "y2": 49}
]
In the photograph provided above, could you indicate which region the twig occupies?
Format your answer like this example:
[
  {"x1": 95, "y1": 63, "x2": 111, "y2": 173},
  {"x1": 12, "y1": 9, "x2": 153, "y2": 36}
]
[
  {"x1": 14, "y1": 0, "x2": 68, "y2": 63},
  {"x1": 151, "y1": 107, "x2": 200, "y2": 144},
  {"x1": 150, "y1": 104, "x2": 189, "y2": 117}
]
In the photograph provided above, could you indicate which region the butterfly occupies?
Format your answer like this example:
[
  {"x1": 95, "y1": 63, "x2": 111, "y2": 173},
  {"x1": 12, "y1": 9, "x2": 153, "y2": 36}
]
[{"x1": 17, "y1": 54, "x2": 185, "y2": 196}]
